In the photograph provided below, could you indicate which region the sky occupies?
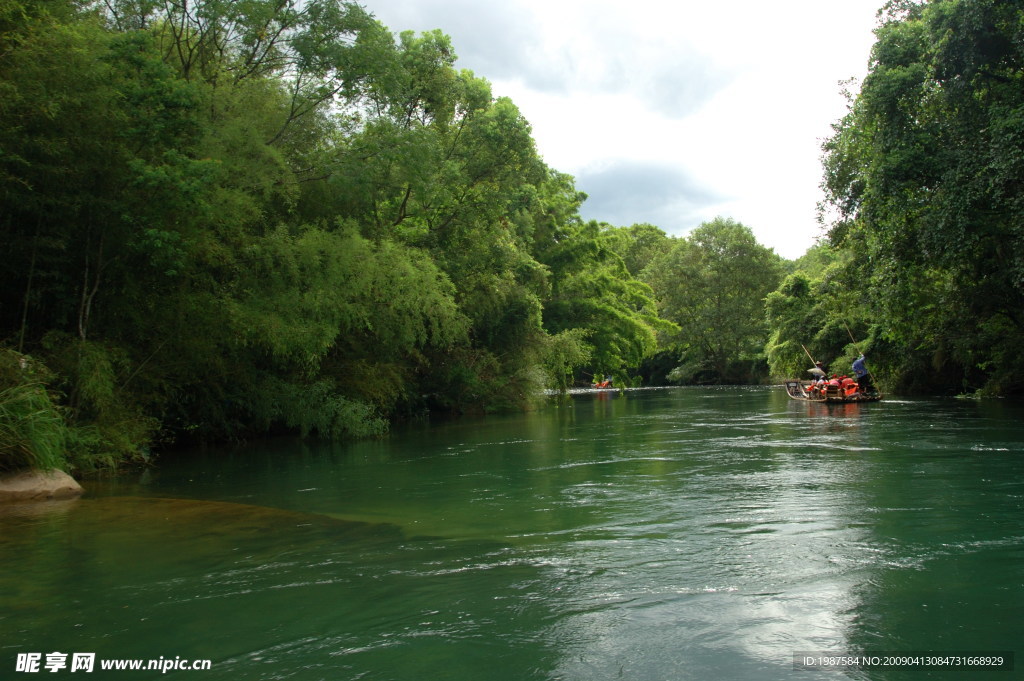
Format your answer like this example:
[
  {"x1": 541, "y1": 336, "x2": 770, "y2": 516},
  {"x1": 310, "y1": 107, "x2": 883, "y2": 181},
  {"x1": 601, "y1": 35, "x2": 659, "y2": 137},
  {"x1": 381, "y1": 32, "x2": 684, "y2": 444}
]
[{"x1": 356, "y1": 0, "x2": 884, "y2": 260}]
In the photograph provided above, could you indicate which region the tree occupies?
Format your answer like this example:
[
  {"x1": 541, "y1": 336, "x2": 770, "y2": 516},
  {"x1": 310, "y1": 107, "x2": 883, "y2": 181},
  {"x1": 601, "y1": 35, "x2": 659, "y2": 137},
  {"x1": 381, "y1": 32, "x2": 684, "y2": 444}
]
[
  {"x1": 643, "y1": 218, "x2": 784, "y2": 383},
  {"x1": 604, "y1": 223, "x2": 674, "y2": 277},
  {"x1": 524, "y1": 175, "x2": 668, "y2": 383},
  {"x1": 764, "y1": 246, "x2": 876, "y2": 381}
]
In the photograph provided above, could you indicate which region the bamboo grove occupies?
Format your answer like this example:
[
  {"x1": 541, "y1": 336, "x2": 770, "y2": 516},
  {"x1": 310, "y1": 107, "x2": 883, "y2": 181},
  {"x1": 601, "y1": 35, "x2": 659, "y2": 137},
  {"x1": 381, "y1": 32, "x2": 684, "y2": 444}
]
[
  {"x1": 2, "y1": 0, "x2": 1022, "y2": 471},
  {"x1": 0, "y1": 0, "x2": 675, "y2": 469}
]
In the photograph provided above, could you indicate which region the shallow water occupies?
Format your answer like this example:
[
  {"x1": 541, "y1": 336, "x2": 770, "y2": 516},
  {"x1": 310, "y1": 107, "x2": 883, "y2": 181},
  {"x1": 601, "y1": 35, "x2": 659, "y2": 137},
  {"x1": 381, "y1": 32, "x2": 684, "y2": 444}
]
[{"x1": 2, "y1": 387, "x2": 1021, "y2": 680}]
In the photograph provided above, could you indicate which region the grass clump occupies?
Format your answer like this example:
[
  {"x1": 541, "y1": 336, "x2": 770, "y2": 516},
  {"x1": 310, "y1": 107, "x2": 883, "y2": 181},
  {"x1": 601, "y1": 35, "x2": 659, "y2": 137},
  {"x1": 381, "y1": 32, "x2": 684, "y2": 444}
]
[{"x1": 0, "y1": 350, "x2": 69, "y2": 472}]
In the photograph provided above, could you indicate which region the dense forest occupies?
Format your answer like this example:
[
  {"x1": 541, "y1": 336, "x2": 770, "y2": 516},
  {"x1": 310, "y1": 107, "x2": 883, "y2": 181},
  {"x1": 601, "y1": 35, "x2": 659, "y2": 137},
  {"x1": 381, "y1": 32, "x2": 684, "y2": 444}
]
[
  {"x1": 2, "y1": 0, "x2": 1022, "y2": 472},
  {"x1": 772, "y1": 0, "x2": 1024, "y2": 396}
]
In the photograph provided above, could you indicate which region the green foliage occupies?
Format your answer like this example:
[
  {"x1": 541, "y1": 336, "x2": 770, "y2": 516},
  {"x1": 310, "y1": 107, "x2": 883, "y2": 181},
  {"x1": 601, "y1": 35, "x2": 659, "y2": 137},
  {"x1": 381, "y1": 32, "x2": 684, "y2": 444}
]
[
  {"x1": 0, "y1": 350, "x2": 67, "y2": 472},
  {"x1": 819, "y1": 0, "x2": 1024, "y2": 394},
  {"x1": 765, "y1": 273, "x2": 820, "y2": 378},
  {"x1": 537, "y1": 219, "x2": 668, "y2": 380},
  {"x1": 789, "y1": 243, "x2": 836, "y2": 279},
  {"x1": 242, "y1": 375, "x2": 387, "y2": 439},
  {"x1": 39, "y1": 335, "x2": 157, "y2": 470},
  {"x1": 0, "y1": 344, "x2": 155, "y2": 473},
  {"x1": 763, "y1": 238, "x2": 893, "y2": 389},
  {"x1": 521, "y1": 177, "x2": 669, "y2": 384},
  {"x1": 644, "y1": 218, "x2": 784, "y2": 383},
  {"x1": 604, "y1": 223, "x2": 674, "y2": 277},
  {"x1": 541, "y1": 329, "x2": 593, "y2": 391},
  {"x1": 0, "y1": 383, "x2": 67, "y2": 472},
  {"x1": 0, "y1": 0, "x2": 680, "y2": 465}
]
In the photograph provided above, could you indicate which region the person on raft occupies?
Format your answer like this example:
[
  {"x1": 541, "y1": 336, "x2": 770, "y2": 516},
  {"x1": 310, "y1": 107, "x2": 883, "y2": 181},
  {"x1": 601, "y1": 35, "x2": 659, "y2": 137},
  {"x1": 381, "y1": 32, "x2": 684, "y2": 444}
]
[{"x1": 852, "y1": 354, "x2": 872, "y2": 392}]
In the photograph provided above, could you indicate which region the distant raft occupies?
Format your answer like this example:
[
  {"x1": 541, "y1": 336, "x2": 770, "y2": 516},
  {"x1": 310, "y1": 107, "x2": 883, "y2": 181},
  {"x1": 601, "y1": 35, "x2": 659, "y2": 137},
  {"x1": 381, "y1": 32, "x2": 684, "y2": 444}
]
[{"x1": 784, "y1": 377, "x2": 882, "y2": 403}]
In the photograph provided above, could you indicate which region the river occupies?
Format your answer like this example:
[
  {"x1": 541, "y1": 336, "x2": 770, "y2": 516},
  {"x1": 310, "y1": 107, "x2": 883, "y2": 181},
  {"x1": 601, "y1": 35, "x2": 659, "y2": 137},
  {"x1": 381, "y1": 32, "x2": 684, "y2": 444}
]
[{"x1": 2, "y1": 386, "x2": 1021, "y2": 680}]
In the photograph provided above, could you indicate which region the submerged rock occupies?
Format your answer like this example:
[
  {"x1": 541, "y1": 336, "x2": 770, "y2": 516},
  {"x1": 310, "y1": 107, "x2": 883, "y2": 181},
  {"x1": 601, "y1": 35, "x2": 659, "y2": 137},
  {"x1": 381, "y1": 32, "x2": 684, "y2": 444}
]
[{"x1": 0, "y1": 468, "x2": 84, "y2": 503}]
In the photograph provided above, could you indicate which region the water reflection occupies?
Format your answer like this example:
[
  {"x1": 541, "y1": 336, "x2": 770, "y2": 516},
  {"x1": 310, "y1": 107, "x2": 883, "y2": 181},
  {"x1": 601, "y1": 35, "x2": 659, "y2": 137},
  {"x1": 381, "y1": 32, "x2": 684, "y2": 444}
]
[{"x1": 835, "y1": 399, "x2": 1024, "y2": 678}]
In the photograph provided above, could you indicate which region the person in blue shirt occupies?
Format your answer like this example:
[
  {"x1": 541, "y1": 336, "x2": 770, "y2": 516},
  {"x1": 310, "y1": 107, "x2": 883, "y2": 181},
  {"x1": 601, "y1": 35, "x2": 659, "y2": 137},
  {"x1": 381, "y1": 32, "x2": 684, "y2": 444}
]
[{"x1": 852, "y1": 354, "x2": 872, "y2": 392}]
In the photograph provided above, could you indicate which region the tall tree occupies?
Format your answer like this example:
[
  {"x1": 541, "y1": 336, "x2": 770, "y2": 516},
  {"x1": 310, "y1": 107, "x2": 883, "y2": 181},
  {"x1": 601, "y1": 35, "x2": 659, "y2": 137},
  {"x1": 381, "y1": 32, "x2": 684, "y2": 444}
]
[{"x1": 643, "y1": 218, "x2": 784, "y2": 383}]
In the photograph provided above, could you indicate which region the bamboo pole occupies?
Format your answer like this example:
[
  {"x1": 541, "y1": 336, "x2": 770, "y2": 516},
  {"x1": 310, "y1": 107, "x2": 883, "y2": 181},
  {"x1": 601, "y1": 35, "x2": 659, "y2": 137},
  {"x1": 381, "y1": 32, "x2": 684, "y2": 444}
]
[
  {"x1": 843, "y1": 321, "x2": 863, "y2": 356},
  {"x1": 801, "y1": 344, "x2": 826, "y2": 379},
  {"x1": 801, "y1": 344, "x2": 817, "y2": 365}
]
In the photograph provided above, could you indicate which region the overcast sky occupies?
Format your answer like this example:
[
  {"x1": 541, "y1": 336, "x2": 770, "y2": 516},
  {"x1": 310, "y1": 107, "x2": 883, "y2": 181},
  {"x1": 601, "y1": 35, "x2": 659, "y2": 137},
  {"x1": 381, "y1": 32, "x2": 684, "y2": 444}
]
[{"x1": 357, "y1": 0, "x2": 883, "y2": 259}]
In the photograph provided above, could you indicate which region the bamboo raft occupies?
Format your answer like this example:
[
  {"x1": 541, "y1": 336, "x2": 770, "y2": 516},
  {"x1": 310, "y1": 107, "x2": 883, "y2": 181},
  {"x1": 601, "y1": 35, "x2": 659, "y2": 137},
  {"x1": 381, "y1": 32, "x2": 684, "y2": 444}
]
[{"x1": 784, "y1": 379, "x2": 881, "y2": 403}]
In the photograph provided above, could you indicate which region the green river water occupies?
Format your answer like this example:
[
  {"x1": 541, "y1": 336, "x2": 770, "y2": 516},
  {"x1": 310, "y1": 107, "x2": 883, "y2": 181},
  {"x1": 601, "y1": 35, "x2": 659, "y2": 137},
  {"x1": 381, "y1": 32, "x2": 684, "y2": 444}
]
[{"x1": 2, "y1": 386, "x2": 1022, "y2": 680}]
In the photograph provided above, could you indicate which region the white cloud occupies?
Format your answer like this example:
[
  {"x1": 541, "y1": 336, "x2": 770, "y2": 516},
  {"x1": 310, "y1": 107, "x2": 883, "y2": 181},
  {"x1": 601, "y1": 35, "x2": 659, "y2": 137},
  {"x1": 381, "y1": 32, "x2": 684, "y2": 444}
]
[{"x1": 359, "y1": 0, "x2": 881, "y2": 259}]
